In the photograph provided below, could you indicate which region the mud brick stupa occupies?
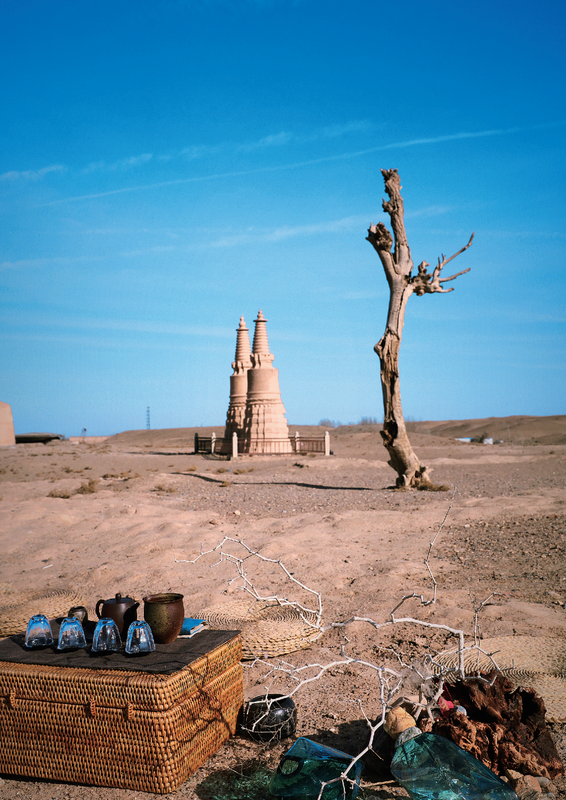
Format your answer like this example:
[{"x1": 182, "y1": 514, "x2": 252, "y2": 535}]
[{"x1": 223, "y1": 310, "x2": 292, "y2": 454}]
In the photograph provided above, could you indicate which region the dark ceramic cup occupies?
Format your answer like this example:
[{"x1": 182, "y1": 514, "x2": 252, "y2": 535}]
[
  {"x1": 143, "y1": 593, "x2": 184, "y2": 644},
  {"x1": 242, "y1": 694, "x2": 297, "y2": 742}
]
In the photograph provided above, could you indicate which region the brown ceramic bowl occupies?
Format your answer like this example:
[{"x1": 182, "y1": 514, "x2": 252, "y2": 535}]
[{"x1": 143, "y1": 593, "x2": 184, "y2": 644}]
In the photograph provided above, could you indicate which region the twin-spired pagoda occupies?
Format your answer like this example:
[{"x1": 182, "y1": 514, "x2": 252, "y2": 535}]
[{"x1": 223, "y1": 310, "x2": 292, "y2": 454}]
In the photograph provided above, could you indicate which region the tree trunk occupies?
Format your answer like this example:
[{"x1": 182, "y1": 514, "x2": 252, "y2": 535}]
[{"x1": 367, "y1": 169, "x2": 473, "y2": 487}]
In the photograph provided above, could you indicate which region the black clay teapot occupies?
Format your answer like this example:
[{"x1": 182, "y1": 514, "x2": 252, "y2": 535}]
[{"x1": 95, "y1": 592, "x2": 139, "y2": 636}]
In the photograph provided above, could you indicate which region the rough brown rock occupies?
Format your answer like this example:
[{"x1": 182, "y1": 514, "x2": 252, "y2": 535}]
[{"x1": 425, "y1": 675, "x2": 563, "y2": 779}]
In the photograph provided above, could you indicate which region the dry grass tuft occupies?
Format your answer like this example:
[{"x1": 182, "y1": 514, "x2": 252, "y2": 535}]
[
  {"x1": 416, "y1": 480, "x2": 450, "y2": 492},
  {"x1": 152, "y1": 484, "x2": 178, "y2": 494},
  {"x1": 219, "y1": 480, "x2": 232, "y2": 487},
  {"x1": 75, "y1": 478, "x2": 99, "y2": 495},
  {"x1": 233, "y1": 467, "x2": 254, "y2": 474},
  {"x1": 187, "y1": 465, "x2": 197, "y2": 472},
  {"x1": 47, "y1": 488, "x2": 73, "y2": 499}
]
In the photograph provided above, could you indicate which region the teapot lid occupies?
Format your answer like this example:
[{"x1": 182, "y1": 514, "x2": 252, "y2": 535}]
[{"x1": 106, "y1": 592, "x2": 136, "y2": 605}]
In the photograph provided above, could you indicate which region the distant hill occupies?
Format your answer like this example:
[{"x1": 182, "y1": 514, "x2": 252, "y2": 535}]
[
  {"x1": 407, "y1": 415, "x2": 566, "y2": 445},
  {"x1": 105, "y1": 415, "x2": 566, "y2": 448}
]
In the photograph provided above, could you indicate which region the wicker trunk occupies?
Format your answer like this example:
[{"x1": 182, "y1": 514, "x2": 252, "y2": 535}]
[{"x1": 0, "y1": 631, "x2": 243, "y2": 794}]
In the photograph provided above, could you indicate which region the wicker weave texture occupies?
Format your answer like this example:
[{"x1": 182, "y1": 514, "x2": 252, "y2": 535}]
[
  {"x1": 201, "y1": 599, "x2": 322, "y2": 658},
  {"x1": 0, "y1": 646, "x2": 243, "y2": 793},
  {"x1": 0, "y1": 589, "x2": 89, "y2": 636},
  {"x1": 0, "y1": 635, "x2": 241, "y2": 712},
  {"x1": 0, "y1": 663, "x2": 242, "y2": 793}
]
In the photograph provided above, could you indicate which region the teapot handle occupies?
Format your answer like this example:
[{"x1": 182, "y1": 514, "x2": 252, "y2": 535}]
[{"x1": 95, "y1": 599, "x2": 104, "y2": 619}]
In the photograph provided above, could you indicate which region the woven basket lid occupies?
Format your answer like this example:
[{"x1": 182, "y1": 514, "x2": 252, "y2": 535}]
[
  {"x1": 200, "y1": 598, "x2": 322, "y2": 659},
  {"x1": 0, "y1": 589, "x2": 89, "y2": 637},
  {"x1": 435, "y1": 635, "x2": 566, "y2": 722}
]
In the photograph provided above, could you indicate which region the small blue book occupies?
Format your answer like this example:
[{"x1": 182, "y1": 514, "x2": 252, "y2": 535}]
[{"x1": 179, "y1": 618, "x2": 206, "y2": 637}]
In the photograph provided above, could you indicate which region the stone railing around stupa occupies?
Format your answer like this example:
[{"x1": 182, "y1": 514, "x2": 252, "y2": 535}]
[{"x1": 194, "y1": 430, "x2": 331, "y2": 458}]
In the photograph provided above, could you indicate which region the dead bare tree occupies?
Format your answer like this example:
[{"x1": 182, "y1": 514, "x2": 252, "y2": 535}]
[{"x1": 367, "y1": 169, "x2": 474, "y2": 487}]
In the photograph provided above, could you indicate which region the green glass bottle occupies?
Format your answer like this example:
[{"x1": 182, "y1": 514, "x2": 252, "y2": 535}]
[{"x1": 390, "y1": 728, "x2": 519, "y2": 800}]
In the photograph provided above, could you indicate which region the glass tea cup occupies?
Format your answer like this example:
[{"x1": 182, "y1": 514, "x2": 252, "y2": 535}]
[
  {"x1": 25, "y1": 614, "x2": 54, "y2": 648},
  {"x1": 57, "y1": 616, "x2": 87, "y2": 650},
  {"x1": 91, "y1": 617, "x2": 122, "y2": 653},
  {"x1": 125, "y1": 620, "x2": 156, "y2": 654}
]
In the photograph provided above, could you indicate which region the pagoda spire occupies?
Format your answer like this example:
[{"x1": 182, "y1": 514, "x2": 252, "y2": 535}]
[
  {"x1": 233, "y1": 315, "x2": 252, "y2": 373},
  {"x1": 242, "y1": 309, "x2": 291, "y2": 454},
  {"x1": 223, "y1": 315, "x2": 252, "y2": 444},
  {"x1": 251, "y1": 309, "x2": 270, "y2": 356}
]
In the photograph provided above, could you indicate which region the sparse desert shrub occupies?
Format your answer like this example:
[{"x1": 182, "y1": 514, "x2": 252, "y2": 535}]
[
  {"x1": 62, "y1": 467, "x2": 73, "y2": 474},
  {"x1": 219, "y1": 480, "x2": 232, "y2": 487},
  {"x1": 319, "y1": 418, "x2": 337, "y2": 428},
  {"x1": 215, "y1": 468, "x2": 228, "y2": 474},
  {"x1": 152, "y1": 484, "x2": 178, "y2": 494},
  {"x1": 416, "y1": 480, "x2": 450, "y2": 492},
  {"x1": 233, "y1": 467, "x2": 254, "y2": 474},
  {"x1": 48, "y1": 488, "x2": 72, "y2": 499},
  {"x1": 187, "y1": 465, "x2": 197, "y2": 472},
  {"x1": 75, "y1": 478, "x2": 99, "y2": 494}
]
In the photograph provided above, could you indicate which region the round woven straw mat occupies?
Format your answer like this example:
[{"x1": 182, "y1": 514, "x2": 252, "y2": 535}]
[
  {"x1": 434, "y1": 636, "x2": 566, "y2": 722},
  {"x1": 0, "y1": 589, "x2": 89, "y2": 637},
  {"x1": 200, "y1": 598, "x2": 323, "y2": 659}
]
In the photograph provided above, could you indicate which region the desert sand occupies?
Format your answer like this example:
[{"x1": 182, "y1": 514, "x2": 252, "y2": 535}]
[{"x1": 0, "y1": 416, "x2": 565, "y2": 799}]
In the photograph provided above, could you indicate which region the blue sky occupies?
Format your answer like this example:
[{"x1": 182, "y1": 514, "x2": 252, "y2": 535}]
[{"x1": 1, "y1": 0, "x2": 565, "y2": 437}]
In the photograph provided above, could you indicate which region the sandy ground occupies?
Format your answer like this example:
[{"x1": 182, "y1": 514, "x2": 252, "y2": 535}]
[{"x1": 0, "y1": 417, "x2": 565, "y2": 799}]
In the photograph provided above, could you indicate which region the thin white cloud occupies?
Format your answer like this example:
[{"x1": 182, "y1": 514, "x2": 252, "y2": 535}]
[
  {"x1": 178, "y1": 120, "x2": 374, "y2": 159},
  {"x1": 0, "y1": 254, "x2": 100, "y2": 271},
  {"x1": 42, "y1": 120, "x2": 566, "y2": 207},
  {"x1": 0, "y1": 310, "x2": 235, "y2": 339},
  {"x1": 0, "y1": 330, "x2": 230, "y2": 353},
  {"x1": 81, "y1": 152, "x2": 153, "y2": 174},
  {"x1": 0, "y1": 164, "x2": 66, "y2": 182},
  {"x1": 205, "y1": 215, "x2": 368, "y2": 248},
  {"x1": 405, "y1": 204, "x2": 453, "y2": 219},
  {"x1": 180, "y1": 143, "x2": 224, "y2": 160},
  {"x1": 237, "y1": 131, "x2": 294, "y2": 152},
  {"x1": 319, "y1": 121, "x2": 375, "y2": 139},
  {"x1": 0, "y1": 209, "x2": 452, "y2": 270},
  {"x1": 0, "y1": 311, "x2": 366, "y2": 349}
]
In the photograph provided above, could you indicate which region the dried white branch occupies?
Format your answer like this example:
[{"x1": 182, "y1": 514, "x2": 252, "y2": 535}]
[
  {"x1": 175, "y1": 536, "x2": 323, "y2": 627},
  {"x1": 175, "y1": 492, "x2": 506, "y2": 798}
]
